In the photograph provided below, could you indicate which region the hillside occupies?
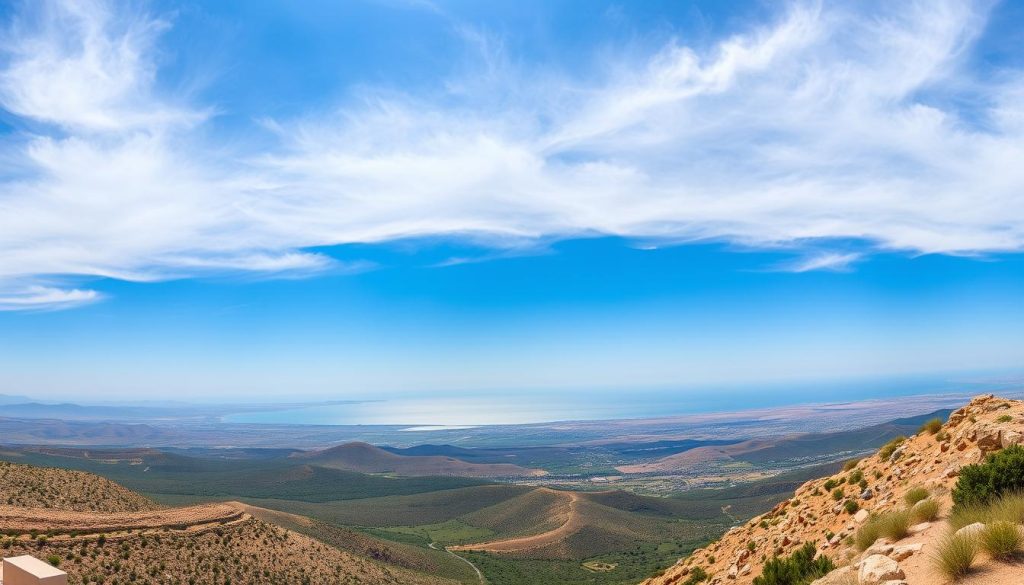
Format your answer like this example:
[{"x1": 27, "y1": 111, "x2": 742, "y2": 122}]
[
  {"x1": 0, "y1": 461, "x2": 458, "y2": 584},
  {"x1": 293, "y1": 441, "x2": 547, "y2": 477},
  {"x1": 642, "y1": 394, "x2": 1024, "y2": 585},
  {"x1": 449, "y1": 487, "x2": 725, "y2": 560},
  {"x1": 0, "y1": 460, "x2": 159, "y2": 512}
]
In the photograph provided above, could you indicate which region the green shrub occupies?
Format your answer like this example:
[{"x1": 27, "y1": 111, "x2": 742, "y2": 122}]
[
  {"x1": 753, "y1": 542, "x2": 834, "y2": 585},
  {"x1": 932, "y1": 533, "x2": 977, "y2": 581},
  {"x1": 848, "y1": 469, "x2": 863, "y2": 484},
  {"x1": 831, "y1": 488, "x2": 844, "y2": 501},
  {"x1": 843, "y1": 459, "x2": 860, "y2": 472},
  {"x1": 823, "y1": 479, "x2": 838, "y2": 491},
  {"x1": 843, "y1": 500, "x2": 859, "y2": 514},
  {"x1": 936, "y1": 430, "x2": 948, "y2": 442},
  {"x1": 904, "y1": 487, "x2": 929, "y2": 506},
  {"x1": 979, "y1": 521, "x2": 1022, "y2": 560},
  {"x1": 911, "y1": 498, "x2": 941, "y2": 523},
  {"x1": 997, "y1": 414, "x2": 1013, "y2": 423},
  {"x1": 879, "y1": 436, "x2": 906, "y2": 460},
  {"x1": 45, "y1": 555, "x2": 60, "y2": 567},
  {"x1": 920, "y1": 418, "x2": 943, "y2": 434},
  {"x1": 683, "y1": 567, "x2": 708, "y2": 585},
  {"x1": 953, "y1": 445, "x2": 1024, "y2": 509}
]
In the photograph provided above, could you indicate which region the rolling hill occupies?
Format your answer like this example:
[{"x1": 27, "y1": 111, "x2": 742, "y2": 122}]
[
  {"x1": 293, "y1": 441, "x2": 547, "y2": 477},
  {"x1": 0, "y1": 459, "x2": 460, "y2": 584}
]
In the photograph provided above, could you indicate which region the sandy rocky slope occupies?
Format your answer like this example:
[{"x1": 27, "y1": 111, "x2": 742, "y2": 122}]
[{"x1": 642, "y1": 394, "x2": 1024, "y2": 585}]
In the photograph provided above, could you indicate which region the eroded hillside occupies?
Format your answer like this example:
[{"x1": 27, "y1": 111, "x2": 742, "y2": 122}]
[{"x1": 643, "y1": 394, "x2": 1024, "y2": 585}]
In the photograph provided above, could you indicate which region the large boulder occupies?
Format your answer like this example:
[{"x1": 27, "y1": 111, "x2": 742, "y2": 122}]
[
  {"x1": 955, "y1": 522, "x2": 986, "y2": 540},
  {"x1": 1002, "y1": 429, "x2": 1024, "y2": 449},
  {"x1": 859, "y1": 554, "x2": 905, "y2": 584}
]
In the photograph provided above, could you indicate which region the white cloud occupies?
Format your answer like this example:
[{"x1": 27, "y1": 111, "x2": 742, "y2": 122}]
[
  {"x1": 0, "y1": 285, "x2": 101, "y2": 311},
  {"x1": 0, "y1": 0, "x2": 1023, "y2": 309},
  {"x1": 782, "y1": 252, "x2": 862, "y2": 273}
]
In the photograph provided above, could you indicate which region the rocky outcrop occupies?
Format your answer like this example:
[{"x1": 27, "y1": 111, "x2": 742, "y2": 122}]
[{"x1": 858, "y1": 554, "x2": 904, "y2": 584}]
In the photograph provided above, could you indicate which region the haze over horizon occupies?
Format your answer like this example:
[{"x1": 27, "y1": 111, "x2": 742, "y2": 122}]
[{"x1": 1, "y1": 0, "x2": 1023, "y2": 402}]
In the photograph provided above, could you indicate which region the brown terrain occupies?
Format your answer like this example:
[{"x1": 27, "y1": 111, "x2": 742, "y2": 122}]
[
  {"x1": 0, "y1": 460, "x2": 159, "y2": 512},
  {"x1": 451, "y1": 488, "x2": 583, "y2": 554},
  {"x1": 293, "y1": 441, "x2": 547, "y2": 477},
  {"x1": 642, "y1": 394, "x2": 1024, "y2": 585},
  {"x1": 0, "y1": 461, "x2": 455, "y2": 584}
]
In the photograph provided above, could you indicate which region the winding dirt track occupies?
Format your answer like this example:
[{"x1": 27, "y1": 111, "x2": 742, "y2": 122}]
[
  {"x1": 0, "y1": 502, "x2": 244, "y2": 534},
  {"x1": 450, "y1": 491, "x2": 581, "y2": 554}
]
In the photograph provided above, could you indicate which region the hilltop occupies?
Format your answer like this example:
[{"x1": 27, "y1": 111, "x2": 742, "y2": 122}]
[
  {"x1": 0, "y1": 460, "x2": 158, "y2": 512},
  {"x1": 642, "y1": 394, "x2": 1024, "y2": 585},
  {"x1": 0, "y1": 460, "x2": 459, "y2": 584},
  {"x1": 292, "y1": 441, "x2": 547, "y2": 478}
]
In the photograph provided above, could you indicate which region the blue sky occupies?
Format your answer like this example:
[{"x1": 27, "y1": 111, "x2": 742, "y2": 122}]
[{"x1": 0, "y1": 1, "x2": 1022, "y2": 401}]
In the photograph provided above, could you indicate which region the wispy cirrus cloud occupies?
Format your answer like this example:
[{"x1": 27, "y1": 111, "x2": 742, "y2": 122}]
[{"x1": 0, "y1": 0, "x2": 1022, "y2": 309}]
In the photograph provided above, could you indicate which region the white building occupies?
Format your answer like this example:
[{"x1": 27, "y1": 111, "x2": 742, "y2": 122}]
[{"x1": 0, "y1": 556, "x2": 67, "y2": 585}]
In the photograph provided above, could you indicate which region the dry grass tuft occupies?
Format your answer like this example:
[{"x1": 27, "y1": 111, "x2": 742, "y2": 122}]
[
  {"x1": 911, "y1": 498, "x2": 941, "y2": 523},
  {"x1": 979, "y1": 521, "x2": 1022, "y2": 561},
  {"x1": 920, "y1": 418, "x2": 944, "y2": 434},
  {"x1": 932, "y1": 533, "x2": 977, "y2": 581},
  {"x1": 876, "y1": 509, "x2": 912, "y2": 541},
  {"x1": 904, "y1": 487, "x2": 929, "y2": 507}
]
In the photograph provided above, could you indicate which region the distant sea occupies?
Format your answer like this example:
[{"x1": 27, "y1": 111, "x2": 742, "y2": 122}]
[{"x1": 224, "y1": 370, "x2": 1024, "y2": 426}]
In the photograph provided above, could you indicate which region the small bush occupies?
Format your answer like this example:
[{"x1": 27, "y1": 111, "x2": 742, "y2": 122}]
[
  {"x1": 683, "y1": 567, "x2": 708, "y2": 585},
  {"x1": 911, "y1": 498, "x2": 941, "y2": 523},
  {"x1": 843, "y1": 500, "x2": 859, "y2": 514},
  {"x1": 753, "y1": 542, "x2": 834, "y2": 585},
  {"x1": 997, "y1": 414, "x2": 1013, "y2": 423},
  {"x1": 831, "y1": 488, "x2": 844, "y2": 501},
  {"x1": 855, "y1": 517, "x2": 882, "y2": 551},
  {"x1": 920, "y1": 418, "x2": 943, "y2": 434},
  {"x1": 879, "y1": 436, "x2": 906, "y2": 460},
  {"x1": 932, "y1": 533, "x2": 977, "y2": 581},
  {"x1": 904, "y1": 487, "x2": 930, "y2": 506},
  {"x1": 46, "y1": 555, "x2": 60, "y2": 567},
  {"x1": 843, "y1": 459, "x2": 860, "y2": 472},
  {"x1": 979, "y1": 521, "x2": 1022, "y2": 560},
  {"x1": 877, "y1": 509, "x2": 912, "y2": 541},
  {"x1": 953, "y1": 445, "x2": 1024, "y2": 509},
  {"x1": 936, "y1": 430, "x2": 948, "y2": 442},
  {"x1": 823, "y1": 479, "x2": 838, "y2": 491},
  {"x1": 848, "y1": 469, "x2": 863, "y2": 484}
]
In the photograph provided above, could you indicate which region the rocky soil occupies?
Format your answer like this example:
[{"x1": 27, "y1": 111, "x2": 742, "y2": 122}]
[
  {"x1": 0, "y1": 461, "x2": 159, "y2": 512},
  {"x1": 642, "y1": 394, "x2": 1024, "y2": 585}
]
